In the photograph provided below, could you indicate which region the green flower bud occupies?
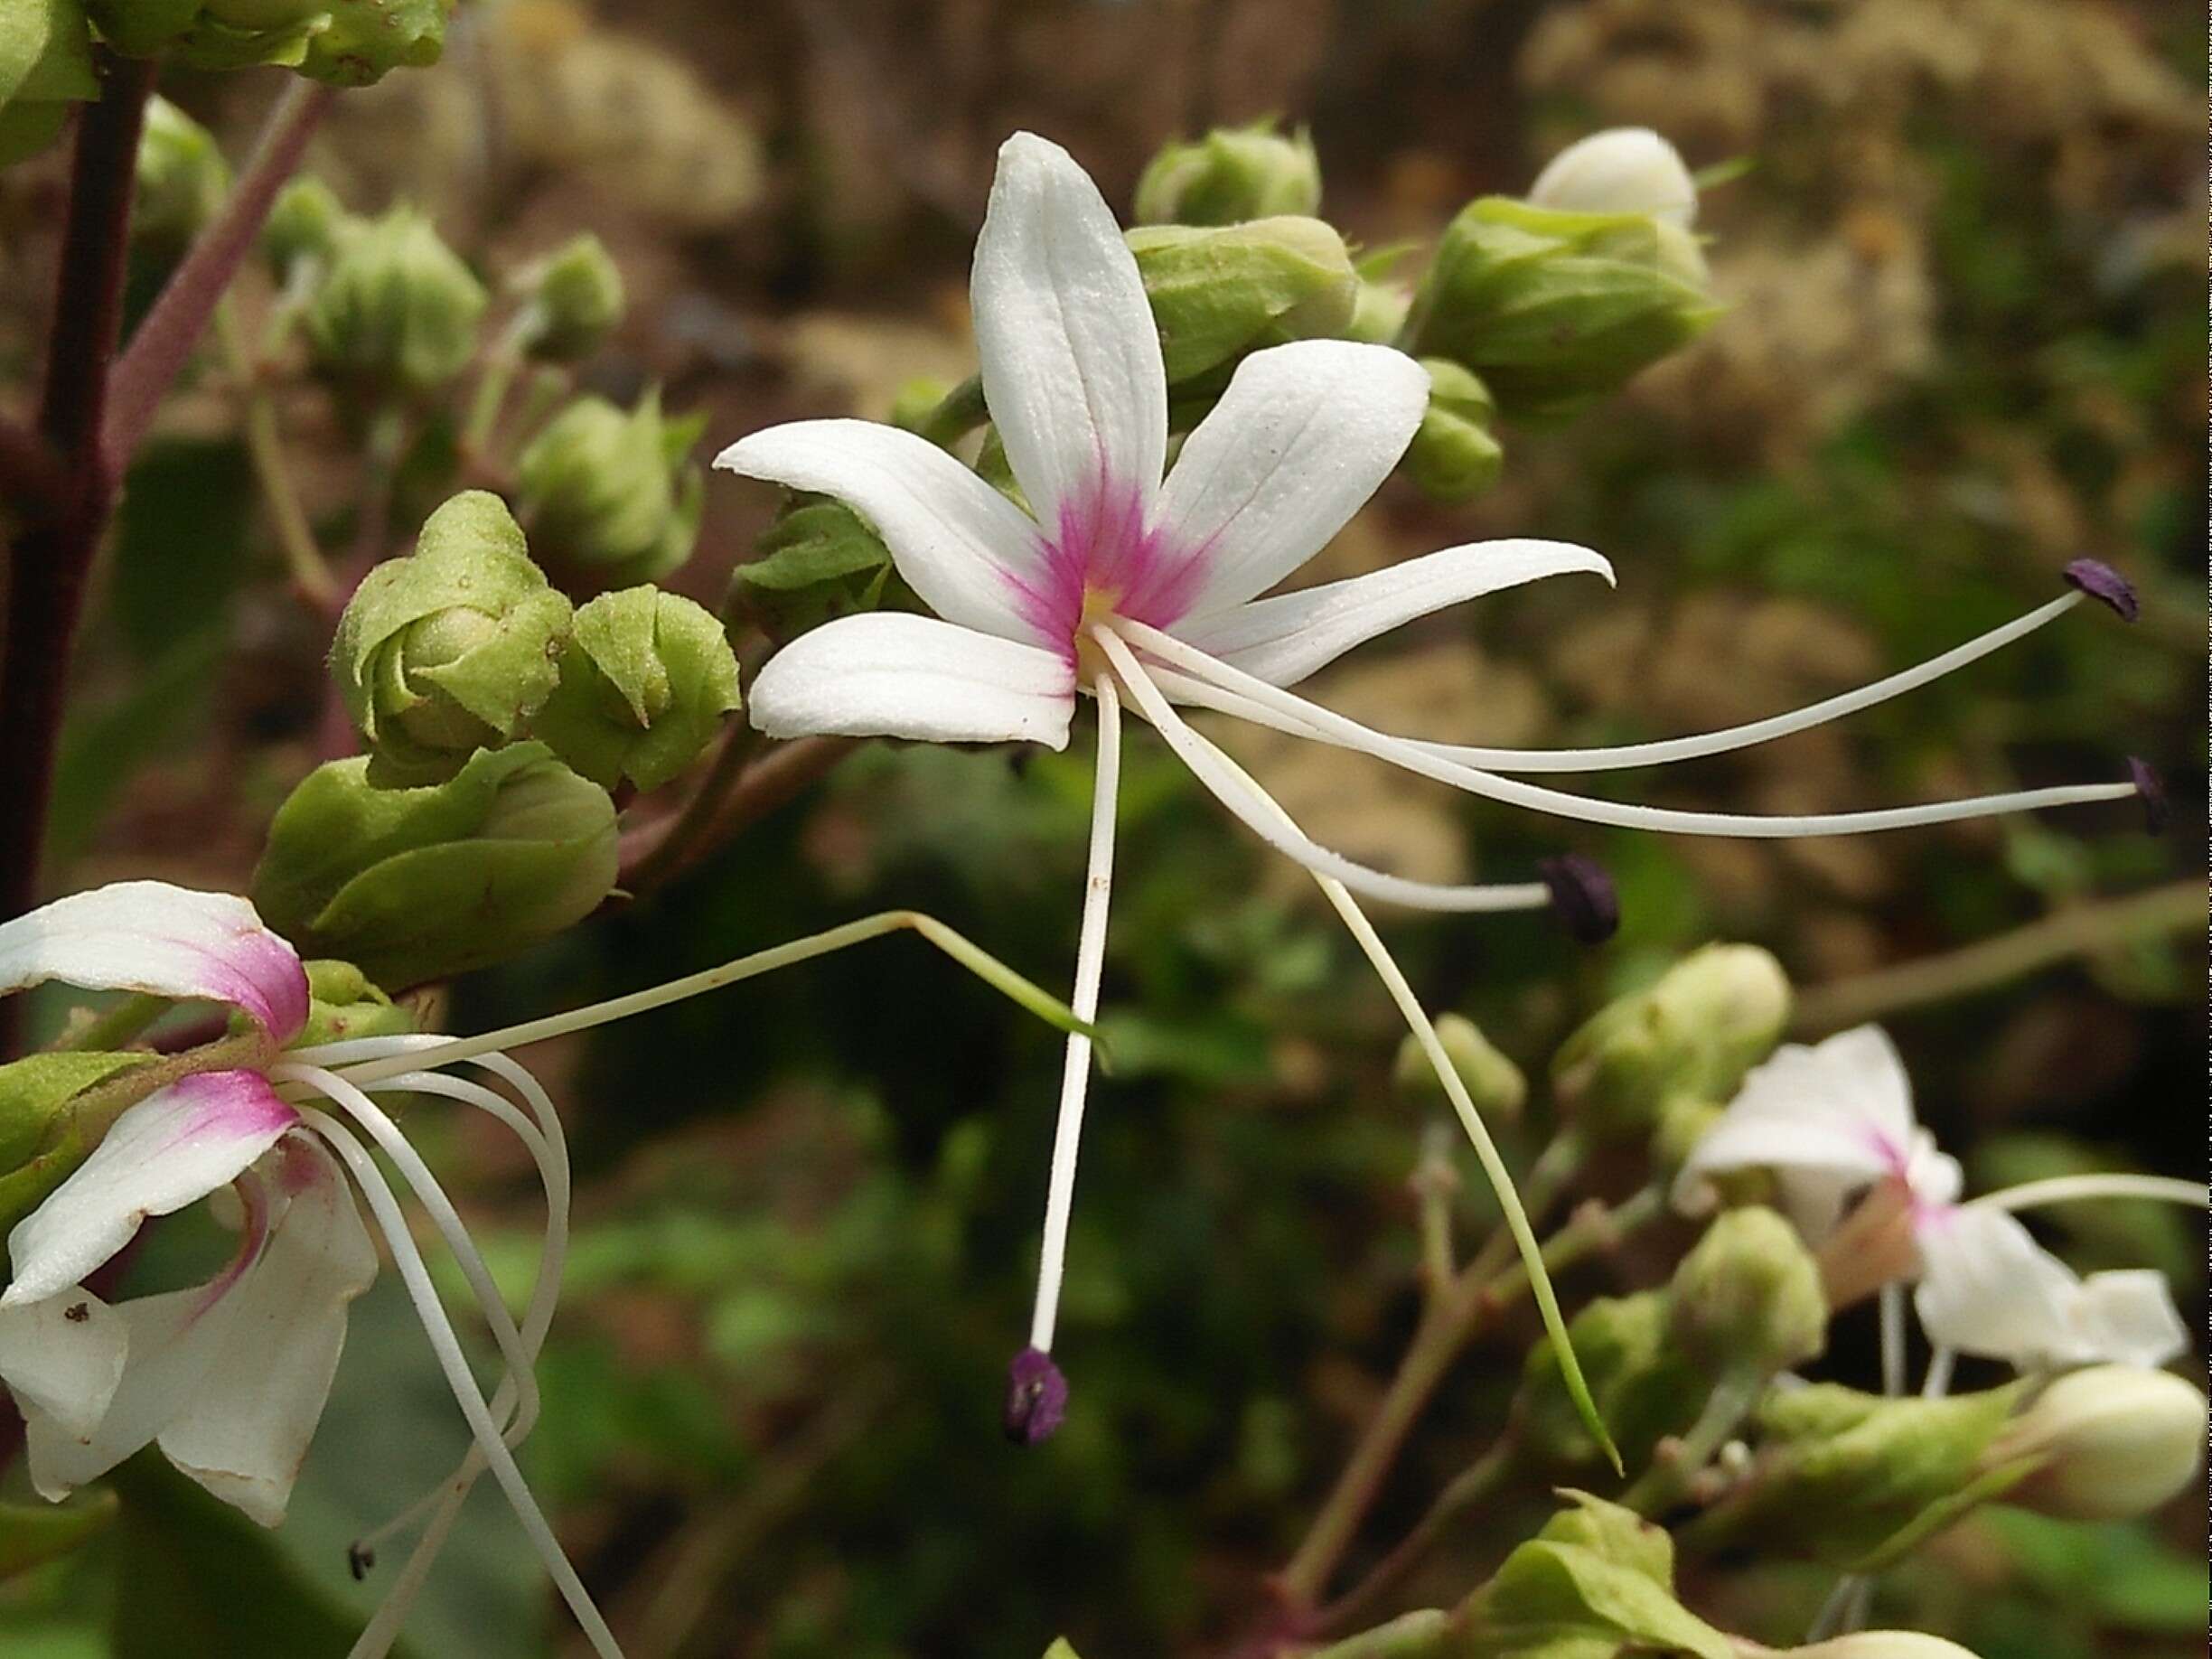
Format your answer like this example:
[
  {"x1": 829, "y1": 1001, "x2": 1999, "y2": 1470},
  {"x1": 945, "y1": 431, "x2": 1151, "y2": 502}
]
[
  {"x1": 1648, "y1": 1097, "x2": 1726, "y2": 1185},
  {"x1": 132, "y1": 96, "x2": 230, "y2": 253},
  {"x1": 304, "y1": 203, "x2": 486, "y2": 400},
  {"x1": 252, "y1": 742, "x2": 618, "y2": 989},
  {"x1": 262, "y1": 175, "x2": 351, "y2": 281},
  {"x1": 1701, "y1": 1383, "x2": 2022, "y2": 1564},
  {"x1": 0, "y1": 1051, "x2": 150, "y2": 1233},
  {"x1": 1532, "y1": 1490, "x2": 1676, "y2": 1585},
  {"x1": 298, "y1": 0, "x2": 449, "y2": 87},
  {"x1": 1127, "y1": 217, "x2": 1358, "y2": 387},
  {"x1": 91, "y1": 0, "x2": 326, "y2": 73},
  {"x1": 295, "y1": 960, "x2": 415, "y2": 1046},
  {"x1": 1133, "y1": 120, "x2": 1322, "y2": 226},
  {"x1": 1404, "y1": 196, "x2": 1720, "y2": 424},
  {"x1": 1343, "y1": 277, "x2": 1411, "y2": 346},
  {"x1": 1404, "y1": 358, "x2": 1504, "y2": 502},
  {"x1": 515, "y1": 389, "x2": 706, "y2": 585},
  {"x1": 1669, "y1": 1206, "x2": 1826, "y2": 1377},
  {"x1": 530, "y1": 587, "x2": 740, "y2": 792},
  {"x1": 1393, "y1": 1012, "x2": 1525, "y2": 1124},
  {"x1": 1452, "y1": 1492, "x2": 1735, "y2": 1659},
  {"x1": 1551, "y1": 944, "x2": 1792, "y2": 1143},
  {"x1": 1985, "y1": 1365, "x2": 2206, "y2": 1520},
  {"x1": 1516, "y1": 1291, "x2": 1704, "y2": 1472},
  {"x1": 1776, "y1": 1637, "x2": 1982, "y2": 1659},
  {"x1": 333, "y1": 491, "x2": 573, "y2": 786},
  {"x1": 513, "y1": 233, "x2": 624, "y2": 363},
  {"x1": 731, "y1": 496, "x2": 901, "y2": 638},
  {"x1": 0, "y1": 0, "x2": 97, "y2": 167}
]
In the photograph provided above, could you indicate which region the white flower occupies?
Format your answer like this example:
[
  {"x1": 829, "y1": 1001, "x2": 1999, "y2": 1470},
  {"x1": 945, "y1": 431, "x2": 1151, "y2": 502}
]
[
  {"x1": 716, "y1": 132, "x2": 2144, "y2": 1425},
  {"x1": 1526, "y1": 127, "x2": 1699, "y2": 226},
  {"x1": 0, "y1": 881, "x2": 614, "y2": 1659},
  {"x1": 1674, "y1": 1024, "x2": 2199, "y2": 1373}
]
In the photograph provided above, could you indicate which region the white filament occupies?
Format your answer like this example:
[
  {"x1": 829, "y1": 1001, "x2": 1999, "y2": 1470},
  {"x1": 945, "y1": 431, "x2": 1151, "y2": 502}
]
[
  {"x1": 1029, "y1": 675, "x2": 1122, "y2": 1354},
  {"x1": 299, "y1": 1109, "x2": 623, "y2": 1658},
  {"x1": 1119, "y1": 618, "x2": 2138, "y2": 839},
  {"x1": 1095, "y1": 628, "x2": 1552, "y2": 912}
]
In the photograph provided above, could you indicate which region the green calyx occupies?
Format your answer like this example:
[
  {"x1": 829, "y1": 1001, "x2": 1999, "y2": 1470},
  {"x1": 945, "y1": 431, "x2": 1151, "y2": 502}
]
[
  {"x1": 0, "y1": 1051, "x2": 152, "y2": 1234},
  {"x1": 1449, "y1": 1492, "x2": 1735, "y2": 1658},
  {"x1": 532, "y1": 587, "x2": 741, "y2": 792},
  {"x1": 1551, "y1": 943, "x2": 1792, "y2": 1144},
  {"x1": 1404, "y1": 195, "x2": 1720, "y2": 424},
  {"x1": 1126, "y1": 217, "x2": 1359, "y2": 388},
  {"x1": 1667, "y1": 1205, "x2": 1828, "y2": 1377},
  {"x1": 1405, "y1": 358, "x2": 1504, "y2": 502},
  {"x1": 262, "y1": 174, "x2": 351, "y2": 280},
  {"x1": 515, "y1": 389, "x2": 706, "y2": 584},
  {"x1": 514, "y1": 233, "x2": 625, "y2": 363},
  {"x1": 1514, "y1": 1290, "x2": 1706, "y2": 1475},
  {"x1": 1133, "y1": 119, "x2": 1323, "y2": 226},
  {"x1": 334, "y1": 491, "x2": 573, "y2": 785},
  {"x1": 253, "y1": 741, "x2": 619, "y2": 990},
  {"x1": 303, "y1": 202, "x2": 486, "y2": 399},
  {"x1": 0, "y1": 0, "x2": 97, "y2": 166}
]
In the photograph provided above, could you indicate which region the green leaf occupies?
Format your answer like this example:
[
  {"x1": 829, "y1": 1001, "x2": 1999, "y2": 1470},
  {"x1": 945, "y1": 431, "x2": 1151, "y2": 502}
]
[
  {"x1": 108, "y1": 1458, "x2": 414, "y2": 1659},
  {"x1": 0, "y1": 1495, "x2": 117, "y2": 1582}
]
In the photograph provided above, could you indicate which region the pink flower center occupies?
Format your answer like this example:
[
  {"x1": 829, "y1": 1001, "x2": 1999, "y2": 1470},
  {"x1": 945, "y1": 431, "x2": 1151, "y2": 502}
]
[{"x1": 1005, "y1": 473, "x2": 1206, "y2": 661}]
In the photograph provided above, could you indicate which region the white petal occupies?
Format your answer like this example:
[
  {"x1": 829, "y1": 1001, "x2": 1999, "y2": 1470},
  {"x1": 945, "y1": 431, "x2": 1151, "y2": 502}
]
[
  {"x1": 1527, "y1": 127, "x2": 1698, "y2": 226},
  {"x1": 0, "y1": 881, "x2": 307, "y2": 1037},
  {"x1": 1156, "y1": 342, "x2": 1431, "y2": 621},
  {"x1": 1671, "y1": 1026, "x2": 1942, "y2": 1233},
  {"x1": 156, "y1": 1137, "x2": 376, "y2": 1525},
  {"x1": 0, "y1": 1290, "x2": 127, "y2": 1440},
  {"x1": 1914, "y1": 1206, "x2": 2090, "y2": 1368},
  {"x1": 746, "y1": 612, "x2": 1075, "y2": 749},
  {"x1": 1173, "y1": 537, "x2": 1614, "y2": 687},
  {"x1": 2066, "y1": 1270, "x2": 2189, "y2": 1370},
  {"x1": 5, "y1": 1072, "x2": 298, "y2": 1307},
  {"x1": 715, "y1": 418, "x2": 1045, "y2": 642},
  {"x1": 972, "y1": 132, "x2": 1167, "y2": 527},
  {"x1": 1913, "y1": 1208, "x2": 2181, "y2": 1371}
]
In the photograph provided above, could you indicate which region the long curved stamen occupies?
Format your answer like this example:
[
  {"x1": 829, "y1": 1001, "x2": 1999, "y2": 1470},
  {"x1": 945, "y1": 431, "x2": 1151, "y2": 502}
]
[
  {"x1": 291, "y1": 1039, "x2": 575, "y2": 1655},
  {"x1": 1970, "y1": 1174, "x2": 2209, "y2": 1214},
  {"x1": 342, "y1": 1064, "x2": 570, "y2": 1659},
  {"x1": 1095, "y1": 629, "x2": 1554, "y2": 913},
  {"x1": 1027, "y1": 678, "x2": 1120, "y2": 1360},
  {"x1": 1120, "y1": 620, "x2": 2141, "y2": 838},
  {"x1": 1416, "y1": 594, "x2": 2087, "y2": 772},
  {"x1": 1167, "y1": 715, "x2": 1617, "y2": 1468},
  {"x1": 329, "y1": 914, "x2": 1090, "y2": 1091},
  {"x1": 299, "y1": 1108, "x2": 623, "y2": 1659},
  {"x1": 276, "y1": 1065, "x2": 540, "y2": 1437}
]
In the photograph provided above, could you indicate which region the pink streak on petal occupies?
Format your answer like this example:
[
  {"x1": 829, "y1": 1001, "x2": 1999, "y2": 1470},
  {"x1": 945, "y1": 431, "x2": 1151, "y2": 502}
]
[
  {"x1": 169, "y1": 1069, "x2": 303, "y2": 1147},
  {"x1": 1002, "y1": 458, "x2": 1210, "y2": 656},
  {"x1": 190, "y1": 927, "x2": 311, "y2": 1041}
]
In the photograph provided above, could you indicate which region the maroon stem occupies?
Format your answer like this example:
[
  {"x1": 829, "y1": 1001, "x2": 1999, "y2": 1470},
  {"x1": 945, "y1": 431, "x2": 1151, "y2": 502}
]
[
  {"x1": 0, "y1": 415, "x2": 63, "y2": 511},
  {"x1": 102, "y1": 79, "x2": 336, "y2": 469},
  {"x1": 0, "y1": 56, "x2": 158, "y2": 979}
]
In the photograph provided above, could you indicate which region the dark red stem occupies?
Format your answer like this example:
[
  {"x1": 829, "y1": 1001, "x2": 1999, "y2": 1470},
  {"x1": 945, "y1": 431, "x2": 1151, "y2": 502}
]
[
  {"x1": 103, "y1": 79, "x2": 336, "y2": 468},
  {"x1": 0, "y1": 56, "x2": 158, "y2": 980}
]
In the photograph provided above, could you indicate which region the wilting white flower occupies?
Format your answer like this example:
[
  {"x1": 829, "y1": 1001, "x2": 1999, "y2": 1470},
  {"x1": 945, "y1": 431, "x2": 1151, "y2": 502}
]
[
  {"x1": 717, "y1": 132, "x2": 2146, "y2": 1431},
  {"x1": 1674, "y1": 1024, "x2": 2201, "y2": 1373},
  {"x1": 0, "y1": 882, "x2": 613, "y2": 1656},
  {"x1": 1527, "y1": 126, "x2": 1699, "y2": 225}
]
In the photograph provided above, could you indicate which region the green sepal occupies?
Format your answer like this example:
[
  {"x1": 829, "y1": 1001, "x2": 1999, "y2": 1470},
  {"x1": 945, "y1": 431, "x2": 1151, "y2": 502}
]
[
  {"x1": 531, "y1": 586, "x2": 741, "y2": 792},
  {"x1": 0, "y1": 1050, "x2": 151, "y2": 1233},
  {"x1": 0, "y1": 1491, "x2": 118, "y2": 1581},
  {"x1": 732, "y1": 496, "x2": 907, "y2": 637},
  {"x1": 515, "y1": 389, "x2": 703, "y2": 584},
  {"x1": 333, "y1": 491, "x2": 572, "y2": 785},
  {"x1": 303, "y1": 202, "x2": 485, "y2": 398},
  {"x1": 1132, "y1": 118, "x2": 1322, "y2": 226},
  {"x1": 252, "y1": 742, "x2": 618, "y2": 989},
  {"x1": 1405, "y1": 357, "x2": 1504, "y2": 501},
  {"x1": 1126, "y1": 217, "x2": 1358, "y2": 385},
  {"x1": 1453, "y1": 1492, "x2": 1736, "y2": 1658},
  {"x1": 1404, "y1": 195, "x2": 1720, "y2": 424},
  {"x1": 297, "y1": 0, "x2": 449, "y2": 87},
  {"x1": 1514, "y1": 1289, "x2": 1704, "y2": 1475}
]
